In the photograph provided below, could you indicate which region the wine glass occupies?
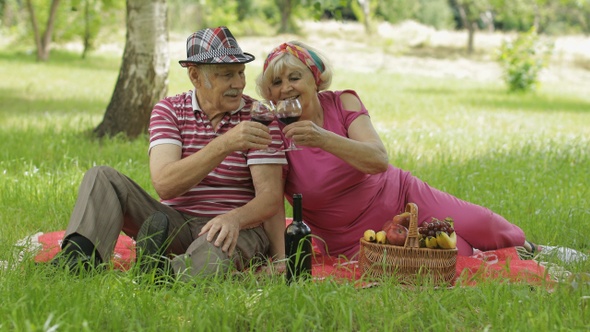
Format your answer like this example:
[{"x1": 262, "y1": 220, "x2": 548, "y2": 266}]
[
  {"x1": 275, "y1": 98, "x2": 302, "y2": 151},
  {"x1": 250, "y1": 100, "x2": 277, "y2": 152}
]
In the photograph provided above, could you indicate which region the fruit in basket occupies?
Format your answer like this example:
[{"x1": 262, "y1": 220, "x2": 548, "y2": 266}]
[
  {"x1": 392, "y1": 212, "x2": 411, "y2": 228},
  {"x1": 383, "y1": 212, "x2": 411, "y2": 231},
  {"x1": 375, "y1": 230, "x2": 387, "y2": 244},
  {"x1": 443, "y1": 217, "x2": 454, "y2": 228},
  {"x1": 425, "y1": 236, "x2": 439, "y2": 249},
  {"x1": 418, "y1": 217, "x2": 455, "y2": 238},
  {"x1": 363, "y1": 229, "x2": 376, "y2": 242},
  {"x1": 436, "y1": 231, "x2": 457, "y2": 249},
  {"x1": 419, "y1": 236, "x2": 427, "y2": 248},
  {"x1": 385, "y1": 224, "x2": 408, "y2": 246}
]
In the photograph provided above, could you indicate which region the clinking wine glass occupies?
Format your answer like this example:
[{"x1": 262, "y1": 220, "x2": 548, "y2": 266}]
[
  {"x1": 275, "y1": 98, "x2": 302, "y2": 151},
  {"x1": 250, "y1": 100, "x2": 277, "y2": 152}
]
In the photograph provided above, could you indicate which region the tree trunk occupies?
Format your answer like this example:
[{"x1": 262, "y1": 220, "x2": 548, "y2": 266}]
[
  {"x1": 94, "y1": 0, "x2": 170, "y2": 139},
  {"x1": 533, "y1": 3, "x2": 540, "y2": 31},
  {"x1": 25, "y1": 0, "x2": 42, "y2": 59},
  {"x1": 358, "y1": 0, "x2": 372, "y2": 35},
  {"x1": 82, "y1": 0, "x2": 90, "y2": 59},
  {"x1": 467, "y1": 21, "x2": 476, "y2": 54},
  {"x1": 39, "y1": 0, "x2": 61, "y2": 61},
  {"x1": 454, "y1": 1, "x2": 477, "y2": 54},
  {"x1": 25, "y1": 0, "x2": 61, "y2": 62},
  {"x1": 278, "y1": 0, "x2": 291, "y2": 33}
]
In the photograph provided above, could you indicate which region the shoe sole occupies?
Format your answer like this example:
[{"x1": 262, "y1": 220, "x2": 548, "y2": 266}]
[{"x1": 137, "y1": 211, "x2": 169, "y2": 257}]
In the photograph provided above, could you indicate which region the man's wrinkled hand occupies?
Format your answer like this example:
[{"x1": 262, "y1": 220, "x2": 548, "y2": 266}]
[
  {"x1": 199, "y1": 217, "x2": 241, "y2": 256},
  {"x1": 224, "y1": 121, "x2": 272, "y2": 151}
]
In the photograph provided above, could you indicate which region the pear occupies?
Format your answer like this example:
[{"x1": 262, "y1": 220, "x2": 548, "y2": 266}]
[{"x1": 375, "y1": 230, "x2": 387, "y2": 244}]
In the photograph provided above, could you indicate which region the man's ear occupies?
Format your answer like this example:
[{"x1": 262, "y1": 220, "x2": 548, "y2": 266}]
[{"x1": 188, "y1": 66, "x2": 201, "y2": 88}]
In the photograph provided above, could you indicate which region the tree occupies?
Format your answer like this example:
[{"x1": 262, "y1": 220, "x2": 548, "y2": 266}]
[
  {"x1": 352, "y1": 0, "x2": 378, "y2": 34},
  {"x1": 450, "y1": 0, "x2": 492, "y2": 54},
  {"x1": 94, "y1": 0, "x2": 169, "y2": 139},
  {"x1": 25, "y1": 0, "x2": 61, "y2": 61},
  {"x1": 275, "y1": 0, "x2": 296, "y2": 33},
  {"x1": 497, "y1": 27, "x2": 553, "y2": 93},
  {"x1": 70, "y1": 0, "x2": 124, "y2": 59}
]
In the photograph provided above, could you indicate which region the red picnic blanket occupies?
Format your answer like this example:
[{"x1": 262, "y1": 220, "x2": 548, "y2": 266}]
[{"x1": 33, "y1": 229, "x2": 551, "y2": 286}]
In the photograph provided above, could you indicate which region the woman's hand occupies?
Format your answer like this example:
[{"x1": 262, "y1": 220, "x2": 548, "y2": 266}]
[
  {"x1": 283, "y1": 120, "x2": 328, "y2": 148},
  {"x1": 285, "y1": 115, "x2": 389, "y2": 175}
]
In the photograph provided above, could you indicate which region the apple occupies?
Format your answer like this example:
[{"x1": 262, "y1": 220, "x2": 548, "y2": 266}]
[
  {"x1": 382, "y1": 219, "x2": 393, "y2": 231},
  {"x1": 382, "y1": 212, "x2": 411, "y2": 231},
  {"x1": 391, "y1": 212, "x2": 411, "y2": 228},
  {"x1": 385, "y1": 223, "x2": 408, "y2": 246}
]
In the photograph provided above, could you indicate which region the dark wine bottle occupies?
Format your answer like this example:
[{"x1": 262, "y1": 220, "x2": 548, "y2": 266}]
[{"x1": 285, "y1": 193, "x2": 312, "y2": 283}]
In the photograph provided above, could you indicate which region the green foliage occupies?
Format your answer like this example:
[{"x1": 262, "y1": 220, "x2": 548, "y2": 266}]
[
  {"x1": 486, "y1": 0, "x2": 590, "y2": 34},
  {"x1": 375, "y1": 0, "x2": 453, "y2": 29},
  {"x1": 4, "y1": 0, "x2": 124, "y2": 57},
  {"x1": 168, "y1": 0, "x2": 279, "y2": 36},
  {"x1": 497, "y1": 27, "x2": 553, "y2": 93},
  {"x1": 376, "y1": 0, "x2": 420, "y2": 24},
  {"x1": 416, "y1": 0, "x2": 455, "y2": 29}
]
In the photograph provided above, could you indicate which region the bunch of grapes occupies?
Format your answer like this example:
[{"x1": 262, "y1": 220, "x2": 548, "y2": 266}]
[{"x1": 418, "y1": 217, "x2": 455, "y2": 237}]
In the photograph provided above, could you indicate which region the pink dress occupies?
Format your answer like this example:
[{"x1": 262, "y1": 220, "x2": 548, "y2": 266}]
[{"x1": 284, "y1": 90, "x2": 525, "y2": 258}]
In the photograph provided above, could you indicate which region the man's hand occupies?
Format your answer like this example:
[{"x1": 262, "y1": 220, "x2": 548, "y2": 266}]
[
  {"x1": 223, "y1": 121, "x2": 272, "y2": 151},
  {"x1": 198, "y1": 216, "x2": 241, "y2": 256},
  {"x1": 260, "y1": 260, "x2": 286, "y2": 276}
]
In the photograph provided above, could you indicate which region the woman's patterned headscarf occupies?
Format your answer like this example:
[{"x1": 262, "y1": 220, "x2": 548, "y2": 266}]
[{"x1": 263, "y1": 42, "x2": 325, "y2": 87}]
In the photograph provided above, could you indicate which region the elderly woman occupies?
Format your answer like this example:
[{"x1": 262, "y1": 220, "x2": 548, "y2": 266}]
[{"x1": 256, "y1": 41, "x2": 535, "y2": 259}]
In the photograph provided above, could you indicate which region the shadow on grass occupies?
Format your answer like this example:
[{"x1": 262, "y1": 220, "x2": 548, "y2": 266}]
[
  {"x1": 404, "y1": 87, "x2": 461, "y2": 95},
  {"x1": 406, "y1": 86, "x2": 590, "y2": 114},
  {"x1": 0, "y1": 49, "x2": 121, "y2": 72},
  {"x1": 403, "y1": 45, "x2": 491, "y2": 61},
  {"x1": 0, "y1": 86, "x2": 107, "y2": 116},
  {"x1": 462, "y1": 90, "x2": 590, "y2": 114}
]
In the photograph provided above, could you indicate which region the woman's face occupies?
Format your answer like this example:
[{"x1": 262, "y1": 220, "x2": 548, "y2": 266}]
[{"x1": 268, "y1": 65, "x2": 316, "y2": 116}]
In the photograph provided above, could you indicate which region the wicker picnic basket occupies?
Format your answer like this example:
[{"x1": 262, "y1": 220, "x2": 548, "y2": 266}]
[{"x1": 358, "y1": 202, "x2": 457, "y2": 285}]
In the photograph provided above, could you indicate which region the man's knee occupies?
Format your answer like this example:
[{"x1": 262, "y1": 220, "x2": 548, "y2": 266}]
[
  {"x1": 85, "y1": 165, "x2": 118, "y2": 179},
  {"x1": 171, "y1": 237, "x2": 232, "y2": 280}
]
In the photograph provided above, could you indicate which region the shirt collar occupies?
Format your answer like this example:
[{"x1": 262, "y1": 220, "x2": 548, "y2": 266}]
[{"x1": 191, "y1": 90, "x2": 245, "y2": 115}]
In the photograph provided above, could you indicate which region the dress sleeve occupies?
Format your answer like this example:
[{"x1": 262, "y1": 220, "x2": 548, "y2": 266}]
[{"x1": 334, "y1": 89, "x2": 370, "y2": 129}]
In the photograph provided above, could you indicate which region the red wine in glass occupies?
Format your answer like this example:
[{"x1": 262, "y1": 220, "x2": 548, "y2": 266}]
[
  {"x1": 277, "y1": 115, "x2": 301, "y2": 125},
  {"x1": 252, "y1": 115, "x2": 275, "y2": 126},
  {"x1": 250, "y1": 100, "x2": 277, "y2": 152},
  {"x1": 275, "y1": 99, "x2": 302, "y2": 151}
]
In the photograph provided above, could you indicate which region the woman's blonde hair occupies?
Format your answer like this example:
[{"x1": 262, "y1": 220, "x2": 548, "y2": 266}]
[{"x1": 256, "y1": 41, "x2": 332, "y2": 100}]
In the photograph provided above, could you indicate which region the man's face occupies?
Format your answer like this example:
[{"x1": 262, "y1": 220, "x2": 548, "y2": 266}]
[{"x1": 194, "y1": 64, "x2": 246, "y2": 112}]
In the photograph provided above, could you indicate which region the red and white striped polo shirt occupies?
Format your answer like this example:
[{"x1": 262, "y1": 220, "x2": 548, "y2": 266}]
[{"x1": 148, "y1": 90, "x2": 287, "y2": 217}]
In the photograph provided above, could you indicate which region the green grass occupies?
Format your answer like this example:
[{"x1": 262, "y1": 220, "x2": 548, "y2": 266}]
[{"x1": 1, "y1": 47, "x2": 590, "y2": 331}]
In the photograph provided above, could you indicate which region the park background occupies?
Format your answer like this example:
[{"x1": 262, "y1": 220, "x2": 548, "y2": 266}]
[{"x1": 1, "y1": 0, "x2": 590, "y2": 331}]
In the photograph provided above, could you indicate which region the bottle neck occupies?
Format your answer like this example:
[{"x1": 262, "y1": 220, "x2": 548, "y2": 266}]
[{"x1": 293, "y1": 193, "x2": 302, "y2": 222}]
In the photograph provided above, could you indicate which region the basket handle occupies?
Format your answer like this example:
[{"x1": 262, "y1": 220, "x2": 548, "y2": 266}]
[{"x1": 403, "y1": 202, "x2": 420, "y2": 248}]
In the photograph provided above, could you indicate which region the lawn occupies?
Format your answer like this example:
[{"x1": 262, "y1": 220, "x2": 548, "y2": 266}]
[{"x1": 1, "y1": 47, "x2": 589, "y2": 331}]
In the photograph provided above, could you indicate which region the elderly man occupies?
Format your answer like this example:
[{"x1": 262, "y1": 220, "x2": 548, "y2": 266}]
[{"x1": 52, "y1": 26, "x2": 287, "y2": 279}]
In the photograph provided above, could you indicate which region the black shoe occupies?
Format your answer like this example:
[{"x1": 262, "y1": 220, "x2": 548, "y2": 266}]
[
  {"x1": 136, "y1": 211, "x2": 170, "y2": 274},
  {"x1": 50, "y1": 251, "x2": 102, "y2": 274},
  {"x1": 49, "y1": 234, "x2": 103, "y2": 274}
]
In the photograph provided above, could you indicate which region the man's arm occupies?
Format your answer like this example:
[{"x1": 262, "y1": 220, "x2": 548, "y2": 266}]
[
  {"x1": 198, "y1": 163, "x2": 284, "y2": 255},
  {"x1": 149, "y1": 121, "x2": 273, "y2": 200},
  {"x1": 263, "y1": 191, "x2": 286, "y2": 260}
]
